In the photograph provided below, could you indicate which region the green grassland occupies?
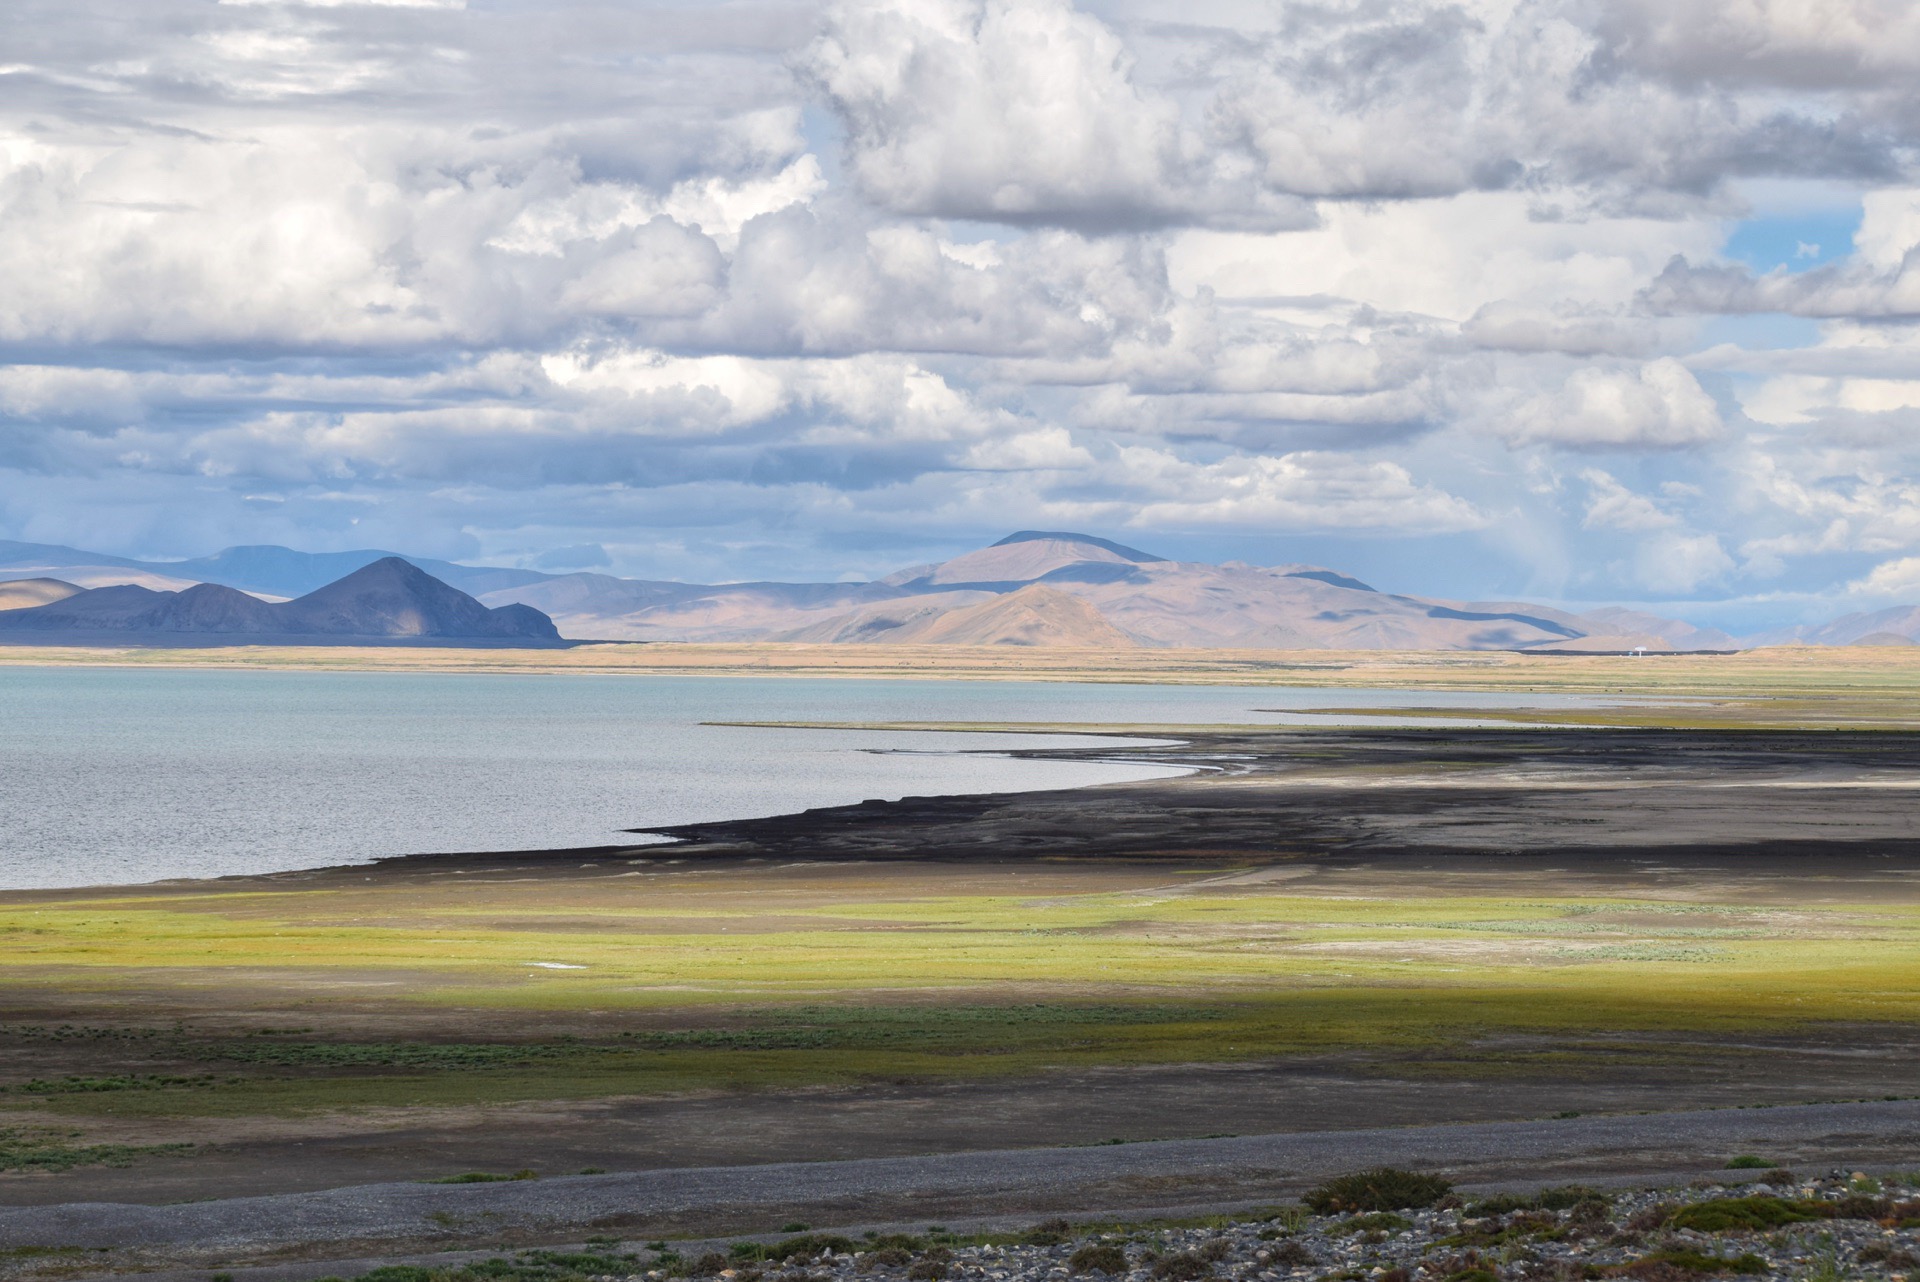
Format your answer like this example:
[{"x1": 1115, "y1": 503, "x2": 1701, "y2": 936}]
[{"x1": 3, "y1": 859, "x2": 1916, "y2": 1122}]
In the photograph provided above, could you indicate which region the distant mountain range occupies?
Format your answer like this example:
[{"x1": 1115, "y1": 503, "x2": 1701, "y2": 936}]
[
  {"x1": 0, "y1": 557, "x2": 561, "y2": 646},
  {"x1": 0, "y1": 530, "x2": 1902, "y2": 650}
]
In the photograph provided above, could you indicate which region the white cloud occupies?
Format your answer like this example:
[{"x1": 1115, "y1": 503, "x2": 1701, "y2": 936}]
[
  {"x1": 1120, "y1": 448, "x2": 1488, "y2": 532},
  {"x1": 1848, "y1": 556, "x2": 1920, "y2": 599},
  {"x1": 1592, "y1": 0, "x2": 1920, "y2": 88},
  {"x1": 1506, "y1": 359, "x2": 1725, "y2": 450},
  {"x1": 803, "y1": 0, "x2": 1309, "y2": 231},
  {"x1": 1168, "y1": 192, "x2": 1721, "y2": 321},
  {"x1": 1634, "y1": 531, "x2": 1734, "y2": 594},
  {"x1": 1581, "y1": 469, "x2": 1678, "y2": 532}
]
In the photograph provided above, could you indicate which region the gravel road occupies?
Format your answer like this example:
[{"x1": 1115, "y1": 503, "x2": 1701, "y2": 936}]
[{"x1": 6, "y1": 1100, "x2": 1918, "y2": 1257}]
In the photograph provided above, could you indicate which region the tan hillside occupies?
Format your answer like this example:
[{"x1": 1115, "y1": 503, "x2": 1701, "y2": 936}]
[
  {"x1": 0, "y1": 578, "x2": 83, "y2": 612},
  {"x1": 785, "y1": 585, "x2": 1138, "y2": 647}
]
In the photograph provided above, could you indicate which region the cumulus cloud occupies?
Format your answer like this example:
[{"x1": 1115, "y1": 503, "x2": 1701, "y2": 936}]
[
  {"x1": 1848, "y1": 555, "x2": 1920, "y2": 599},
  {"x1": 1591, "y1": 0, "x2": 1920, "y2": 89},
  {"x1": 1461, "y1": 303, "x2": 1655, "y2": 357},
  {"x1": 1581, "y1": 469, "x2": 1679, "y2": 531},
  {"x1": 1120, "y1": 448, "x2": 1488, "y2": 532},
  {"x1": 805, "y1": 0, "x2": 1908, "y2": 232},
  {"x1": 802, "y1": 0, "x2": 1311, "y2": 231},
  {"x1": 1505, "y1": 359, "x2": 1725, "y2": 450},
  {"x1": 1634, "y1": 531, "x2": 1735, "y2": 593}
]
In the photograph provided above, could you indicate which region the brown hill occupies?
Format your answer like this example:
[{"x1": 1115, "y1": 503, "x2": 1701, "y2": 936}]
[
  {"x1": 784, "y1": 585, "x2": 1138, "y2": 647},
  {"x1": 478, "y1": 532, "x2": 1706, "y2": 651},
  {"x1": 1803, "y1": 604, "x2": 1920, "y2": 646}
]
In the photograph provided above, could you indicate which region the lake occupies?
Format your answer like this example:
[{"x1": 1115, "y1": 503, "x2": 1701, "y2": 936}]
[{"x1": 0, "y1": 667, "x2": 1603, "y2": 888}]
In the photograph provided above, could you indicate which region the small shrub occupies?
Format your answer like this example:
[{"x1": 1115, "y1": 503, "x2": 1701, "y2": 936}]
[
  {"x1": 1467, "y1": 1194, "x2": 1536, "y2": 1217},
  {"x1": 1663, "y1": 1196, "x2": 1829, "y2": 1233},
  {"x1": 1149, "y1": 1251, "x2": 1212, "y2": 1281},
  {"x1": 1342, "y1": 1213, "x2": 1413, "y2": 1235},
  {"x1": 857, "y1": 1248, "x2": 912, "y2": 1271},
  {"x1": 1195, "y1": 1239, "x2": 1230, "y2": 1262},
  {"x1": 1757, "y1": 1168, "x2": 1795, "y2": 1188},
  {"x1": 1303, "y1": 1167, "x2": 1453, "y2": 1214},
  {"x1": 764, "y1": 1235, "x2": 857, "y2": 1263},
  {"x1": 1614, "y1": 1249, "x2": 1766, "y2": 1277},
  {"x1": 1069, "y1": 1244, "x2": 1128, "y2": 1275},
  {"x1": 1831, "y1": 1194, "x2": 1889, "y2": 1219},
  {"x1": 1723, "y1": 1156, "x2": 1773, "y2": 1170},
  {"x1": 1567, "y1": 1199, "x2": 1613, "y2": 1233},
  {"x1": 1021, "y1": 1219, "x2": 1076, "y2": 1246},
  {"x1": 1420, "y1": 1249, "x2": 1489, "y2": 1282},
  {"x1": 1266, "y1": 1241, "x2": 1316, "y2": 1269},
  {"x1": 1856, "y1": 1244, "x2": 1920, "y2": 1268},
  {"x1": 687, "y1": 1252, "x2": 730, "y2": 1277},
  {"x1": 906, "y1": 1262, "x2": 946, "y2": 1282},
  {"x1": 782, "y1": 1223, "x2": 811, "y2": 1233}
]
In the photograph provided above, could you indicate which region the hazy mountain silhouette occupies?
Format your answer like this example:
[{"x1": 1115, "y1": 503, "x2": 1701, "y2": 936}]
[
  {"x1": 0, "y1": 530, "x2": 1821, "y2": 650},
  {"x1": 0, "y1": 539, "x2": 548, "y2": 598},
  {"x1": 0, "y1": 557, "x2": 560, "y2": 644},
  {"x1": 492, "y1": 532, "x2": 1728, "y2": 651}
]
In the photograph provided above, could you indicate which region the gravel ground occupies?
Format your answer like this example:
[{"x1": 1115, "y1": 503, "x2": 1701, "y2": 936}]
[
  {"x1": 15, "y1": 1102, "x2": 1920, "y2": 1282},
  {"x1": 621, "y1": 1169, "x2": 1920, "y2": 1282},
  {"x1": 9, "y1": 1101, "x2": 1920, "y2": 1255}
]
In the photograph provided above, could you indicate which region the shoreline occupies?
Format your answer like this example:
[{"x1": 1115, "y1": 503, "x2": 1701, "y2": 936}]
[
  {"x1": 0, "y1": 732, "x2": 1193, "y2": 897},
  {"x1": 15, "y1": 719, "x2": 1920, "y2": 896}
]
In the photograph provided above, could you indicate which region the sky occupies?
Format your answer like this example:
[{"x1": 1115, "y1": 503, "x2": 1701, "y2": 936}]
[{"x1": 3, "y1": 0, "x2": 1920, "y2": 630}]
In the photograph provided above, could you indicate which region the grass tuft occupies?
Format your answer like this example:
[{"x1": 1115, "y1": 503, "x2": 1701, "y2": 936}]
[{"x1": 1304, "y1": 1168, "x2": 1453, "y2": 1214}]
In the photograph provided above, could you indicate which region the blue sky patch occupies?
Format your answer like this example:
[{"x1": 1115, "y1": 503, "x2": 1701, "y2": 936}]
[{"x1": 1723, "y1": 207, "x2": 1862, "y2": 274}]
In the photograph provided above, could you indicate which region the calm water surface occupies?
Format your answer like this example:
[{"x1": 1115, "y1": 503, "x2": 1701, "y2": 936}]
[{"x1": 0, "y1": 668, "x2": 1607, "y2": 889}]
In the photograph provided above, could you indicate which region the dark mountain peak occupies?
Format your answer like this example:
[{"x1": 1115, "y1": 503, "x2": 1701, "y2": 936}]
[
  {"x1": 134, "y1": 583, "x2": 281, "y2": 633},
  {"x1": 299, "y1": 555, "x2": 437, "y2": 595},
  {"x1": 288, "y1": 557, "x2": 554, "y2": 639},
  {"x1": 990, "y1": 531, "x2": 1166, "y2": 563}
]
